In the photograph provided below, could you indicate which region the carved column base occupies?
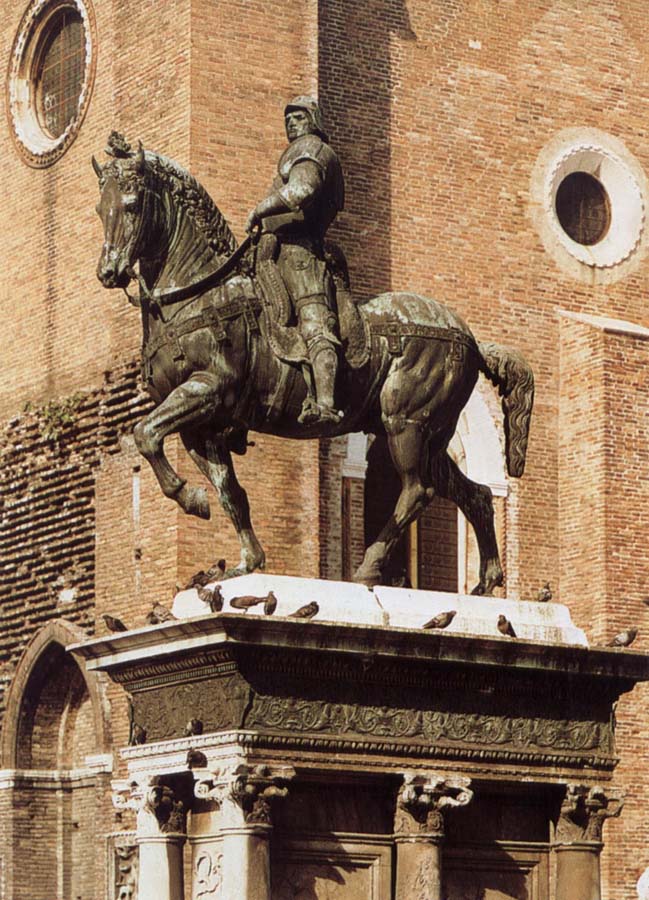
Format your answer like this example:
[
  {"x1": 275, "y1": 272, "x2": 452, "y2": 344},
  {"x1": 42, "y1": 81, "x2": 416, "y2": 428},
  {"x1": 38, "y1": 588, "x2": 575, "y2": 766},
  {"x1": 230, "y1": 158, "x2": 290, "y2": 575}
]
[
  {"x1": 555, "y1": 842, "x2": 603, "y2": 900},
  {"x1": 220, "y1": 825, "x2": 272, "y2": 900},
  {"x1": 395, "y1": 835, "x2": 443, "y2": 900},
  {"x1": 137, "y1": 834, "x2": 186, "y2": 900}
]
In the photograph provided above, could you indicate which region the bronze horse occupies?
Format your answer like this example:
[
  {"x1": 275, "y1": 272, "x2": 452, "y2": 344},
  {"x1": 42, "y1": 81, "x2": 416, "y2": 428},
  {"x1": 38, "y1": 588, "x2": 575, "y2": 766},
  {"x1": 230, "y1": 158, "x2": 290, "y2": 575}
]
[{"x1": 93, "y1": 136, "x2": 533, "y2": 593}]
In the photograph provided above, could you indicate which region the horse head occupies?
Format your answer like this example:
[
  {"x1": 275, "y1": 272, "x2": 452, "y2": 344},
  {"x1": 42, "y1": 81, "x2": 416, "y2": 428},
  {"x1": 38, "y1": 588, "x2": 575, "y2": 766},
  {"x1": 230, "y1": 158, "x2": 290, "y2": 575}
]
[
  {"x1": 93, "y1": 132, "x2": 161, "y2": 290},
  {"x1": 93, "y1": 131, "x2": 237, "y2": 295}
]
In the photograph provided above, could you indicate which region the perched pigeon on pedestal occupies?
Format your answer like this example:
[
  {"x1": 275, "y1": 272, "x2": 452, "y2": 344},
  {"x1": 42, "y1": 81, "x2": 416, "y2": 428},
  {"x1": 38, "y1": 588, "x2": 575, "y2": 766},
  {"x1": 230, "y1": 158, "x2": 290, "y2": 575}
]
[
  {"x1": 423, "y1": 610, "x2": 456, "y2": 630},
  {"x1": 145, "y1": 602, "x2": 177, "y2": 625},
  {"x1": 289, "y1": 601, "x2": 319, "y2": 620},
  {"x1": 102, "y1": 613, "x2": 128, "y2": 633},
  {"x1": 497, "y1": 615, "x2": 517, "y2": 638}
]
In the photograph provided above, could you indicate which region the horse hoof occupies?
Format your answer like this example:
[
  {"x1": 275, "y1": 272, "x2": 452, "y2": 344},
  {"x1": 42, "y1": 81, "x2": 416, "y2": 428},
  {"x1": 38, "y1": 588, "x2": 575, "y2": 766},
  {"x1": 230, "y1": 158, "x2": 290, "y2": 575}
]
[{"x1": 178, "y1": 486, "x2": 211, "y2": 520}]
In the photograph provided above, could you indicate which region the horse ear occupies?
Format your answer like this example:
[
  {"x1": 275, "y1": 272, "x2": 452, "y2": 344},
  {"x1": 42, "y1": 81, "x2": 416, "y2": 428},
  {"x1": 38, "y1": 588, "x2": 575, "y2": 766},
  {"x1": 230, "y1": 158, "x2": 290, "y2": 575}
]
[
  {"x1": 91, "y1": 155, "x2": 102, "y2": 178},
  {"x1": 134, "y1": 141, "x2": 145, "y2": 173}
]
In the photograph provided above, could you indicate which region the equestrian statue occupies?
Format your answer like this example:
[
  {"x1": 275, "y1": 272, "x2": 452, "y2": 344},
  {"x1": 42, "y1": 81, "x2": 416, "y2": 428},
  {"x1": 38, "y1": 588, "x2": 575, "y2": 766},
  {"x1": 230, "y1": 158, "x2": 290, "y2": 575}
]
[{"x1": 92, "y1": 99, "x2": 534, "y2": 594}]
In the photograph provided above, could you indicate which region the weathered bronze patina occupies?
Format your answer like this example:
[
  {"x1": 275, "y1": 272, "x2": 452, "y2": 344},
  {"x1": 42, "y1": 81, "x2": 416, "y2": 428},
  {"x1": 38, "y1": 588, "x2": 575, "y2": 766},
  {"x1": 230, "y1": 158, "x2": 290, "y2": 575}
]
[{"x1": 93, "y1": 118, "x2": 534, "y2": 593}]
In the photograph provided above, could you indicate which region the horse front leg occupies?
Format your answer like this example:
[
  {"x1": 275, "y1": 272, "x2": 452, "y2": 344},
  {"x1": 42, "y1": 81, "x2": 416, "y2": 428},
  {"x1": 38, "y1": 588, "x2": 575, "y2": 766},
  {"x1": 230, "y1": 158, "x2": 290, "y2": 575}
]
[
  {"x1": 133, "y1": 373, "x2": 221, "y2": 519},
  {"x1": 182, "y1": 430, "x2": 265, "y2": 576}
]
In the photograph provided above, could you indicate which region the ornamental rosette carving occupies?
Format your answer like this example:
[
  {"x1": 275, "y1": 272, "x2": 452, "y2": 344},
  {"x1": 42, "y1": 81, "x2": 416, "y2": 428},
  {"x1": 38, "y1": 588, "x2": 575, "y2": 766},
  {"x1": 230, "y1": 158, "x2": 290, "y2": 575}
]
[
  {"x1": 229, "y1": 764, "x2": 294, "y2": 825},
  {"x1": 556, "y1": 784, "x2": 624, "y2": 843},
  {"x1": 395, "y1": 772, "x2": 473, "y2": 838}
]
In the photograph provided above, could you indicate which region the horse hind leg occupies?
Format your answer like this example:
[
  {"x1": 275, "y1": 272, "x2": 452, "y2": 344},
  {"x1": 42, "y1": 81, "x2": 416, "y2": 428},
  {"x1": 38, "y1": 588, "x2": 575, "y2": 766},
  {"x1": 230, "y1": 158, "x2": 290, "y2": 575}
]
[
  {"x1": 133, "y1": 373, "x2": 221, "y2": 519},
  {"x1": 431, "y1": 452, "x2": 503, "y2": 596},
  {"x1": 182, "y1": 430, "x2": 265, "y2": 577},
  {"x1": 354, "y1": 423, "x2": 433, "y2": 586}
]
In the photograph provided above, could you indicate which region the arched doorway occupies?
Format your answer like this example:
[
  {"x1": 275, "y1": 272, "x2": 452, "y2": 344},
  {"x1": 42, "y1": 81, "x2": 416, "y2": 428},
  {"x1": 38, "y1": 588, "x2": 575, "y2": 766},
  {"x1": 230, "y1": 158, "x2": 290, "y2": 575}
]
[{"x1": 0, "y1": 620, "x2": 112, "y2": 900}]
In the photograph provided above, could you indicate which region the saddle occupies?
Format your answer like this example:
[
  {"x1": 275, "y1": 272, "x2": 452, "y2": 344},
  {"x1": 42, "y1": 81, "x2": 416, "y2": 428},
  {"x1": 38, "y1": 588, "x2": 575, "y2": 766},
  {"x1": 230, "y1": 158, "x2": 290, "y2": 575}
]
[{"x1": 254, "y1": 240, "x2": 370, "y2": 370}]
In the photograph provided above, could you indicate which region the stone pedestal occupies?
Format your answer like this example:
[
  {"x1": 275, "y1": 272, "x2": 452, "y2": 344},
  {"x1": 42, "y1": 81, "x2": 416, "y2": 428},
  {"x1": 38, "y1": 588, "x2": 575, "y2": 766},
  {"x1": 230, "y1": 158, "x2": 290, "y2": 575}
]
[{"x1": 70, "y1": 578, "x2": 649, "y2": 899}]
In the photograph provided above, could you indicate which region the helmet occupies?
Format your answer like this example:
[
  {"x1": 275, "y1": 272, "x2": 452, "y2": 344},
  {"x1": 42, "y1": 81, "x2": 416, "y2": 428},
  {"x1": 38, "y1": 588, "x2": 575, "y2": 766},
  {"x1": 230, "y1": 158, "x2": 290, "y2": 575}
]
[{"x1": 284, "y1": 96, "x2": 328, "y2": 142}]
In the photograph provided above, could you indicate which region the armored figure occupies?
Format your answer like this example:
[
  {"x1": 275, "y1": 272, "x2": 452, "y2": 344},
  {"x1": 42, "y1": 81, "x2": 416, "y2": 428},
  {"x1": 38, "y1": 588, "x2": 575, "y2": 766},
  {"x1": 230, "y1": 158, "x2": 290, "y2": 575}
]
[{"x1": 246, "y1": 96, "x2": 345, "y2": 425}]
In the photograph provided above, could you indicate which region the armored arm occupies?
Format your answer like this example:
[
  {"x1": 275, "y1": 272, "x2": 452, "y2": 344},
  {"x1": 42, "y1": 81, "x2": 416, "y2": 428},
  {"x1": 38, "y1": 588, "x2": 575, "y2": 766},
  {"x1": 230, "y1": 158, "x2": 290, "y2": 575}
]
[{"x1": 246, "y1": 160, "x2": 323, "y2": 232}]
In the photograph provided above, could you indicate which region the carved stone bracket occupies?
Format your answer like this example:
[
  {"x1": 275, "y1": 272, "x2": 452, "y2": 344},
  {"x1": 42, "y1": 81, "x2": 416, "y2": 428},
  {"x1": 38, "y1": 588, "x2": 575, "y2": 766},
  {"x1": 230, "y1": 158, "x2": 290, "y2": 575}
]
[
  {"x1": 229, "y1": 764, "x2": 295, "y2": 826},
  {"x1": 555, "y1": 783, "x2": 624, "y2": 844},
  {"x1": 395, "y1": 771, "x2": 473, "y2": 840}
]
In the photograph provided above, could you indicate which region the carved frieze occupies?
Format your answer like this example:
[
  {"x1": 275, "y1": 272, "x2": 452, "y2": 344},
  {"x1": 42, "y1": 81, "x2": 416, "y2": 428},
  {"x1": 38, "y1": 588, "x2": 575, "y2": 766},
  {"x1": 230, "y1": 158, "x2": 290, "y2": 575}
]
[
  {"x1": 555, "y1": 784, "x2": 624, "y2": 843},
  {"x1": 245, "y1": 694, "x2": 609, "y2": 759},
  {"x1": 129, "y1": 674, "x2": 251, "y2": 742},
  {"x1": 394, "y1": 772, "x2": 473, "y2": 838}
]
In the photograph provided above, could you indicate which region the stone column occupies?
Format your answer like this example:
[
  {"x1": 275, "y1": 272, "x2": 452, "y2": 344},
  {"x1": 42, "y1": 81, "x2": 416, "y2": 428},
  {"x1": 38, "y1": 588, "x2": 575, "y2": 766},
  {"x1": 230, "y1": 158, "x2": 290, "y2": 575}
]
[
  {"x1": 193, "y1": 763, "x2": 294, "y2": 900},
  {"x1": 554, "y1": 784, "x2": 624, "y2": 900},
  {"x1": 394, "y1": 771, "x2": 473, "y2": 900},
  {"x1": 113, "y1": 773, "x2": 193, "y2": 900}
]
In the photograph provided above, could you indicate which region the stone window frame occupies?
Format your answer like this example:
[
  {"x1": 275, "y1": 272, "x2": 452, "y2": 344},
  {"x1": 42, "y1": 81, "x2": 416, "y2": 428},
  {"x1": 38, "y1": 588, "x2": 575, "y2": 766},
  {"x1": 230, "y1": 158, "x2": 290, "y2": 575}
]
[
  {"x1": 6, "y1": 0, "x2": 97, "y2": 168},
  {"x1": 529, "y1": 127, "x2": 649, "y2": 284}
]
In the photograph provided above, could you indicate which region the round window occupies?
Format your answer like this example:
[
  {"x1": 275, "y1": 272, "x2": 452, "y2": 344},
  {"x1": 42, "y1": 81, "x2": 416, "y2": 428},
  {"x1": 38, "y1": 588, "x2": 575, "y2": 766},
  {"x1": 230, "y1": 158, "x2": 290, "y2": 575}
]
[
  {"x1": 7, "y1": 0, "x2": 96, "y2": 167},
  {"x1": 555, "y1": 171, "x2": 611, "y2": 246}
]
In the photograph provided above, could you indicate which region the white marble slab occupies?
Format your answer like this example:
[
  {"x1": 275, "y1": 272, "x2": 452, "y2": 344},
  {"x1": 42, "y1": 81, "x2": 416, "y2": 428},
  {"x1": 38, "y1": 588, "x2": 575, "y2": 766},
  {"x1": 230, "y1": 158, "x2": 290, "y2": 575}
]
[{"x1": 172, "y1": 574, "x2": 588, "y2": 647}]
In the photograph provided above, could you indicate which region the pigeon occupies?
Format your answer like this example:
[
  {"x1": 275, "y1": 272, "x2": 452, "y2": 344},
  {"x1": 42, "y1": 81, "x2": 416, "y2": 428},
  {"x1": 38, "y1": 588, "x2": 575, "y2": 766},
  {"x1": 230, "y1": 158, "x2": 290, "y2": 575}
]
[
  {"x1": 230, "y1": 594, "x2": 266, "y2": 611},
  {"x1": 536, "y1": 582, "x2": 552, "y2": 603},
  {"x1": 423, "y1": 610, "x2": 456, "y2": 630},
  {"x1": 606, "y1": 628, "x2": 638, "y2": 648},
  {"x1": 102, "y1": 613, "x2": 128, "y2": 633},
  {"x1": 186, "y1": 749, "x2": 208, "y2": 769},
  {"x1": 183, "y1": 718, "x2": 204, "y2": 737},
  {"x1": 198, "y1": 584, "x2": 224, "y2": 612},
  {"x1": 497, "y1": 614, "x2": 517, "y2": 638},
  {"x1": 264, "y1": 591, "x2": 278, "y2": 616},
  {"x1": 183, "y1": 559, "x2": 227, "y2": 590},
  {"x1": 289, "y1": 601, "x2": 319, "y2": 620},
  {"x1": 145, "y1": 602, "x2": 177, "y2": 625}
]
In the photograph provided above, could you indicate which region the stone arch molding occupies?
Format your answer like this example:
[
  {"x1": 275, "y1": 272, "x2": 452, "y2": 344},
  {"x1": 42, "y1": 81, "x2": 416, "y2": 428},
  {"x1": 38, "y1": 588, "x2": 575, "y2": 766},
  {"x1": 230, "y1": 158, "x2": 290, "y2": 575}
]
[{"x1": 0, "y1": 618, "x2": 111, "y2": 769}]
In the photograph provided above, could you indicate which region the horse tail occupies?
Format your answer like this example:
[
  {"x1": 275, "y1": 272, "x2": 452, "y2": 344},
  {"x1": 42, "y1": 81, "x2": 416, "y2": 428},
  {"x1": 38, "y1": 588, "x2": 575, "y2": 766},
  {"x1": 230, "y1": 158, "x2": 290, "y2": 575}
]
[{"x1": 477, "y1": 341, "x2": 534, "y2": 478}]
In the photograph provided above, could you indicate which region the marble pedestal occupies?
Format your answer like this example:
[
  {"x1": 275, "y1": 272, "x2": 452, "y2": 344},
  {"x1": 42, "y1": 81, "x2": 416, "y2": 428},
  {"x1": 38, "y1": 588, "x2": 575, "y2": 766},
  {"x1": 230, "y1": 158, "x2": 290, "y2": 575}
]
[{"x1": 71, "y1": 578, "x2": 648, "y2": 900}]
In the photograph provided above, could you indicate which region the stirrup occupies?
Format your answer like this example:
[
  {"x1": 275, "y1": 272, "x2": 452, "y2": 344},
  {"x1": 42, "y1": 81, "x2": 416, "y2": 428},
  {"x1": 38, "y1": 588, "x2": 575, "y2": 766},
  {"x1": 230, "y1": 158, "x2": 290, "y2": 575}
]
[{"x1": 298, "y1": 398, "x2": 342, "y2": 425}]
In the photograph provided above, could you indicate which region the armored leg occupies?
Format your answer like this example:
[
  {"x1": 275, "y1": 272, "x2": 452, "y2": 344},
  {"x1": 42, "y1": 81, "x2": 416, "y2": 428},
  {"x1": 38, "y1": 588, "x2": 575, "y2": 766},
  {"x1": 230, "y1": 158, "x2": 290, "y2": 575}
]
[{"x1": 297, "y1": 297, "x2": 341, "y2": 424}]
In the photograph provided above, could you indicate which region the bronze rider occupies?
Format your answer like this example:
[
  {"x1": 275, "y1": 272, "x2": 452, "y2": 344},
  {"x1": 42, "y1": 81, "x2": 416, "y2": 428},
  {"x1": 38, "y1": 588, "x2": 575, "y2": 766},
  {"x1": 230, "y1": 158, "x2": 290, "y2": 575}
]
[{"x1": 245, "y1": 96, "x2": 345, "y2": 425}]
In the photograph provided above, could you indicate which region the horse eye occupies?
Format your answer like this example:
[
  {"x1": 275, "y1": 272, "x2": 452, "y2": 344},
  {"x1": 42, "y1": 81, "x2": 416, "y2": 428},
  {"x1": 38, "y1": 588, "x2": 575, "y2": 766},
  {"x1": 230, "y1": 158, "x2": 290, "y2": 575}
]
[{"x1": 122, "y1": 194, "x2": 139, "y2": 212}]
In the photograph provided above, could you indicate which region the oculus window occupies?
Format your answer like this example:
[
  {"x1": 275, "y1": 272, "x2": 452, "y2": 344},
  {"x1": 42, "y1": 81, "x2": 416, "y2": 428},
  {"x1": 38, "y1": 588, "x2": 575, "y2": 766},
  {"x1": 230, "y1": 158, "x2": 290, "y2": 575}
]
[{"x1": 7, "y1": 0, "x2": 96, "y2": 167}]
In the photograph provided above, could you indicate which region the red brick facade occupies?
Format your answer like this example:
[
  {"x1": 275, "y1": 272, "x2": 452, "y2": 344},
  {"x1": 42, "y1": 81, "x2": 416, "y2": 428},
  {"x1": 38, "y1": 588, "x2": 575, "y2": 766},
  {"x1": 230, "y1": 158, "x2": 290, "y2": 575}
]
[{"x1": 2, "y1": 1, "x2": 649, "y2": 897}]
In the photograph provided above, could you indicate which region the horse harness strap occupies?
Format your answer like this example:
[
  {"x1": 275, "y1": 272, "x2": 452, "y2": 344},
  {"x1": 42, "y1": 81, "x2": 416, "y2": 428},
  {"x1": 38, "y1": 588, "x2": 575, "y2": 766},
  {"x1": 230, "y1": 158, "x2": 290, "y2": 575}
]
[
  {"x1": 142, "y1": 288, "x2": 261, "y2": 381},
  {"x1": 371, "y1": 322, "x2": 478, "y2": 357}
]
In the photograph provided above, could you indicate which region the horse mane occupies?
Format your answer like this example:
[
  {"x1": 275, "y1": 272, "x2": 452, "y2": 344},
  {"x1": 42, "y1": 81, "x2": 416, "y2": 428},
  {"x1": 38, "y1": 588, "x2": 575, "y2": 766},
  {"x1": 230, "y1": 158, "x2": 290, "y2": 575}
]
[{"x1": 145, "y1": 151, "x2": 238, "y2": 259}]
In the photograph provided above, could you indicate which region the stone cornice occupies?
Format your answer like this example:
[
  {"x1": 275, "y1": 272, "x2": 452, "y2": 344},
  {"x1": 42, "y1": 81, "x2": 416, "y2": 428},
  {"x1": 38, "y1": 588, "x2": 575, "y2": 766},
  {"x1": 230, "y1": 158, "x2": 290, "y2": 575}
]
[{"x1": 68, "y1": 612, "x2": 649, "y2": 684}]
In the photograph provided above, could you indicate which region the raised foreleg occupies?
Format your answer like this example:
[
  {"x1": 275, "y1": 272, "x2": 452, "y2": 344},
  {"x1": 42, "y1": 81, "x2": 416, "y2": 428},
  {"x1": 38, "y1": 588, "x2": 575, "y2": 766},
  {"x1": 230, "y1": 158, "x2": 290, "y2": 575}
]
[
  {"x1": 133, "y1": 372, "x2": 221, "y2": 519},
  {"x1": 431, "y1": 452, "x2": 503, "y2": 596},
  {"x1": 181, "y1": 430, "x2": 265, "y2": 577}
]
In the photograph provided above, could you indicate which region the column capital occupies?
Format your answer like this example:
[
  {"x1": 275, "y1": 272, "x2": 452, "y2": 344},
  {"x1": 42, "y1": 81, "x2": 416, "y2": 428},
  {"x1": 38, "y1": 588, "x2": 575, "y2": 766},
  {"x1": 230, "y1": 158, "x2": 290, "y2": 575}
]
[
  {"x1": 193, "y1": 763, "x2": 295, "y2": 829},
  {"x1": 556, "y1": 784, "x2": 624, "y2": 844},
  {"x1": 112, "y1": 773, "x2": 193, "y2": 838},
  {"x1": 395, "y1": 771, "x2": 473, "y2": 840},
  {"x1": 230, "y1": 764, "x2": 295, "y2": 826}
]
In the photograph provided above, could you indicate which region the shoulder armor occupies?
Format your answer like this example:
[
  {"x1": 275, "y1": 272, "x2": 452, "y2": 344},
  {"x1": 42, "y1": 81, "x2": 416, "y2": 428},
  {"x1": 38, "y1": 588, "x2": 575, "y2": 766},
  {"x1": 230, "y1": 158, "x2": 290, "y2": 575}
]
[{"x1": 278, "y1": 134, "x2": 328, "y2": 180}]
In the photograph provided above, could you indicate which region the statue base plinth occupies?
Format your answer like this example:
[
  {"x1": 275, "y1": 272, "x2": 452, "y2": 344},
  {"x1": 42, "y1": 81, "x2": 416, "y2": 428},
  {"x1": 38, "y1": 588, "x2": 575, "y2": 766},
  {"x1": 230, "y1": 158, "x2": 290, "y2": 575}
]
[
  {"x1": 70, "y1": 576, "x2": 649, "y2": 900},
  {"x1": 172, "y1": 573, "x2": 588, "y2": 646}
]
